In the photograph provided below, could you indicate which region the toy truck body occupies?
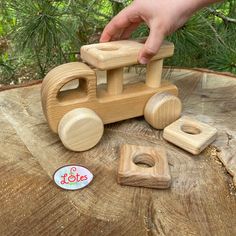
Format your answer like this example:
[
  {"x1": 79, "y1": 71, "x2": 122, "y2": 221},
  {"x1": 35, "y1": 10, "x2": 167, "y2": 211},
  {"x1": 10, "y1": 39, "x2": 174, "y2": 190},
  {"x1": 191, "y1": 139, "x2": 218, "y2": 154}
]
[{"x1": 41, "y1": 39, "x2": 181, "y2": 151}]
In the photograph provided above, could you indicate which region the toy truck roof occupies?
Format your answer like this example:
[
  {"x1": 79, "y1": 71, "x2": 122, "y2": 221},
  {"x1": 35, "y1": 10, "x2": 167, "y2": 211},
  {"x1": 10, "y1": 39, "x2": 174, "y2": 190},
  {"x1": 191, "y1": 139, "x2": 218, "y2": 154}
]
[{"x1": 80, "y1": 39, "x2": 174, "y2": 70}]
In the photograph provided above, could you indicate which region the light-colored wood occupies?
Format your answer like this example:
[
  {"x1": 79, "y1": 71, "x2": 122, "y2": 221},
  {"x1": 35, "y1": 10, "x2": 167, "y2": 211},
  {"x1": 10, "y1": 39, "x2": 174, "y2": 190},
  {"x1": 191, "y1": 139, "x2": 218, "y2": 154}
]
[
  {"x1": 163, "y1": 116, "x2": 218, "y2": 155},
  {"x1": 58, "y1": 108, "x2": 104, "y2": 152},
  {"x1": 117, "y1": 144, "x2": 171, "y2": 189},
  {"x1": 81, "y1": 40, "x2": 174, "y2": 70},
  {"x1": 107, "y1": 67, "x2": 123, "y2": 95},
  {"x1": 41, "y1": 62, "x2": 178, "y2": 133},
  {"x1": 144, "y1": 92, "x2": 182, "y2": 129},
  {"x1": 1, "y1": 68, "x2": 236, "y2": 235},
  {"x1": 146, "y1": 59, "x2": 163, "y2": 88}
]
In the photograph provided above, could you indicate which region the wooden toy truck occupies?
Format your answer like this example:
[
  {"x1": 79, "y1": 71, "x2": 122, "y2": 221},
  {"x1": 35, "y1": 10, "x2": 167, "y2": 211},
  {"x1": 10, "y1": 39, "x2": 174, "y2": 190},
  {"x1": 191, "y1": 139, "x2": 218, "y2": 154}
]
[{"x1": 41, "y1": 39, "x2": 182, "y2": 152}]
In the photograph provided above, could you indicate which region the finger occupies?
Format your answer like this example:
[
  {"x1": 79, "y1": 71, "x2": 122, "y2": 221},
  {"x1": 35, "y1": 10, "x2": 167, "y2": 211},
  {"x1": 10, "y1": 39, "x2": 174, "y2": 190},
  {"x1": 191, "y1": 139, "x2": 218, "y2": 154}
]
[
  {"x1": 120, "y1": 22, "x2": 141, "y2": 40},
  {"x1": 100, "y1": 25, "x2": 124, "y2": 42},
  {"x1": 109, "y1": 29, "x2": 125, "y2": 41},
  {"x1": 100, "y1": 5, "x2": 140, "y2": 42},
  {"x1": 138, "y1": 25, "x2": 164, "y2": 64}
]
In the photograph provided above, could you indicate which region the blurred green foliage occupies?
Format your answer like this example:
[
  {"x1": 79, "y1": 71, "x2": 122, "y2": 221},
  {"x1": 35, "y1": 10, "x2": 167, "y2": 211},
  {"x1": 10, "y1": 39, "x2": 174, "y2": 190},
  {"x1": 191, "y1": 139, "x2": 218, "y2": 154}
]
[{"x1": 0, "y1": 0, "x2": 236, "y2": 84}]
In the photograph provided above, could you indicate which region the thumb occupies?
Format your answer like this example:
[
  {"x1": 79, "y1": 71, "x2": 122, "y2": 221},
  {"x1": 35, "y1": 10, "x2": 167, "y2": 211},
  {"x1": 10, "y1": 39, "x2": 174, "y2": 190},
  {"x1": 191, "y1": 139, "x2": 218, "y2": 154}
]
[{"x1": 138, "y1": 26, "x2": 164, "y2": 64}]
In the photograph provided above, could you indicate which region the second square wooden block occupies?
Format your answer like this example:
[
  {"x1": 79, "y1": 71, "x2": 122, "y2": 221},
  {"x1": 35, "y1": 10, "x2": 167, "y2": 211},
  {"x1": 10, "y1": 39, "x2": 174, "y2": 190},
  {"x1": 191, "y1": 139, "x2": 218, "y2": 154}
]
[
  {"x1": 117, "y1": 144, "x2": 171, "y2": 189},
  {"x1": 163, "y1": 116, "x2": 217, "y2": 155}
]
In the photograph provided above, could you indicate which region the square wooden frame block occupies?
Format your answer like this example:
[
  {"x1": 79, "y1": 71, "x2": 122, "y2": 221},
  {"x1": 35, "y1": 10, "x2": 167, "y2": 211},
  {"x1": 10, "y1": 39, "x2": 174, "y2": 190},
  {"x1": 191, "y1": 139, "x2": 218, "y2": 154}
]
[
  {"x1": 163, "y1": 116, "x2": 217, "y2": 155},
  {"x1": 117, "y1": 144, "x2": 171, "y2": 189},
  {"x1": 81, "y1": 40, "x2": 174, "y2": 70}
]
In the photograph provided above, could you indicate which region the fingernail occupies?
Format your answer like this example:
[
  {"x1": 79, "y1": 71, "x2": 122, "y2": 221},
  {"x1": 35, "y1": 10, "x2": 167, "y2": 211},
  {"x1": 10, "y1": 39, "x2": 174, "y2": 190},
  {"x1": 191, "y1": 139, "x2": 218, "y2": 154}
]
[{"x1": 139, "y1": 57, "x2": 149, "y2": 65}]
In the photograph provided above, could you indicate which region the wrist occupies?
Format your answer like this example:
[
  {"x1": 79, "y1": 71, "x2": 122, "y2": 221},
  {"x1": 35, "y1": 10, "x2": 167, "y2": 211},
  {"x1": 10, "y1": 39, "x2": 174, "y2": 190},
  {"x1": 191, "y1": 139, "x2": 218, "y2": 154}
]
[
  {"x1": 189, "y1": 0, "x2": 221, "y2": 12},
  {"x1": 175, "y1": 0, "x2": 221, "y2": 19}
]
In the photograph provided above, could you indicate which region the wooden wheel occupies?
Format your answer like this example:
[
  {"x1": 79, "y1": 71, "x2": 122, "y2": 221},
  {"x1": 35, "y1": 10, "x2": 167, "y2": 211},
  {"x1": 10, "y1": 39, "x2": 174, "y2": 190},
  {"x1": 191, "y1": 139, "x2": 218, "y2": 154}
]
[
  {"x1": 58, "y1": 108, "x2": 104, "y2": 152},
  {"x1": 144, "y1": 92, "x2": 182, "y2": 129}
]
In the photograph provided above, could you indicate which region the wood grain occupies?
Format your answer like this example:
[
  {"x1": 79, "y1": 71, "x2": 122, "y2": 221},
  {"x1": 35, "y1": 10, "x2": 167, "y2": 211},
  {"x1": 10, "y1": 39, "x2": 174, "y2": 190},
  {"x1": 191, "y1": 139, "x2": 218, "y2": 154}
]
[
  {"x1": 0, "y1": 68, "x2": 235, "y2": 236},
  {"x1": 146, "y1": 59, "x2": 163, "y2": 88},
  {"x1": 144, "y1": 92, "x2": 182, "y2": 129},
  {"x1": 118, "y1": 144, "x2": 171, "y2": 189},
  {"x1": 81, "y1": 40, "x2": 174, "y2": 70},
  {"x1": 58, "y1": 108, "x2": 104, "y2": 151},
  {"x1": 41, "y1": 62, "x2": 178, "y2": 133},
  {"x1": 107, "y1": 67, "x2": 124, "y2": 95},
  {"x1": 163, "y1": 116, "x2": 217, "y2": 155}
]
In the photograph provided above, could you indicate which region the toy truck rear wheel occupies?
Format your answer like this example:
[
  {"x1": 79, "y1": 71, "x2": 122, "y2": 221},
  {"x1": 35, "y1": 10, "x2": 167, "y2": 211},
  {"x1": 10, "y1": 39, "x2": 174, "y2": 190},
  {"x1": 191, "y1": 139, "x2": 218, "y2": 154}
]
[
  {"x1": 58, "y1": 108, "x2": 104, "y2": 152},
  {"x1": 144, "y1": 92, "x2": 182, "y2": 129}
]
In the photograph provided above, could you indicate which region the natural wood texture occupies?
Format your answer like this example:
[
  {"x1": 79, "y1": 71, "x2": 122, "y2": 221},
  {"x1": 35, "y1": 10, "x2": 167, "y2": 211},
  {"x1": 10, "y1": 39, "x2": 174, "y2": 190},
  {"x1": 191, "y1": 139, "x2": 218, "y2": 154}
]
[
  {"x1": 41, "y1": 62, "x2": 178, "y2": 133},
  {"x1": 58, "y1": 108, "x2": 104, "y2": 151},
  {"x1": 107, "y1": 67, "x2": 123, "y2": 95},
  {"x1": 81, "y1": 40, "x2": 174, "y2": 70},
  {"x1": 42, "y1": 39, "x2": 176, "y2": 151},
  {"x1": 163, "y1": 116, "x2": 217, "y2": 155},
  {"x1": 0, "y1": 68, "x2": 236, "y2": 236},
  {"x1": 118, "y1": 144, "x2": 171, "y2": 189},
  {"x1": 144, "y1": 92, "x2": 182, "y2": 129},
  {"x1": 146, "y1": 59, "x2": 163, "y2": 88}
]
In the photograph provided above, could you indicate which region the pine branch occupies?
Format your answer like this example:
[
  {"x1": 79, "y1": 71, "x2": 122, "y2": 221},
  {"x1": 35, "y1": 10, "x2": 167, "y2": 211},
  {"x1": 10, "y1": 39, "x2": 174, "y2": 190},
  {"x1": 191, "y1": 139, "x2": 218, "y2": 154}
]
[
  {"x1": 207, "y1": 7, "x2": 236, "y2": 24},
  {"x1": 199, "y1": 14, "x2": 227, "y2": 47}
]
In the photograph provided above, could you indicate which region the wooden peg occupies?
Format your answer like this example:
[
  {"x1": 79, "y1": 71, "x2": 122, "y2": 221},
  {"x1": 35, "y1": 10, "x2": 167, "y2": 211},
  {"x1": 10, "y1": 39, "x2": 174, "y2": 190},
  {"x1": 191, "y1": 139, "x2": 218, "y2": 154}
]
[
  {"x1": 146, "y1": 59, "x2": 163, "y2": 88},
  {"x1": 107, "y1": 67, "x2": 123, "y2": 95},
  {"x1": 117, "y1": 144, "x2": 171, "y2": 189}
]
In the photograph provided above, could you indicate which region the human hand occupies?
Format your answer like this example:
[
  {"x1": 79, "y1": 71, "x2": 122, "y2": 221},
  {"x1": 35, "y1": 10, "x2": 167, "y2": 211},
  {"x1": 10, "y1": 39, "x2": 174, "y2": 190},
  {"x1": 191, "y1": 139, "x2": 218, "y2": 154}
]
[{"x1": 100, "y1": 0, "x2": 219, "y2": 64}]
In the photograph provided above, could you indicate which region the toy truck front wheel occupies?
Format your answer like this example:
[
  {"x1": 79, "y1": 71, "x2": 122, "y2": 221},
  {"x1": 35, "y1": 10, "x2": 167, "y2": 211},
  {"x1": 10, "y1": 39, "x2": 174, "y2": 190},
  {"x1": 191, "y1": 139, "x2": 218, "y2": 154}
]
[{"x1": 58, "y1": 108, "x2": 104, "y2": 152}]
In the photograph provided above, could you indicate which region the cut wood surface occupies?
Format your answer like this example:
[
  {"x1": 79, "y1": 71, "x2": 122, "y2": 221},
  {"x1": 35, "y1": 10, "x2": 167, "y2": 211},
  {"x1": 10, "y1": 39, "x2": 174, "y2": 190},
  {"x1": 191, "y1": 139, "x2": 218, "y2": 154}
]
[
  {"x1": 163, "y1": 116, "x2": 217, "y2": 155},
  {"x1": 0, "y1": 68, "x2": 236, "y2": 236},
  {"x1": 58, "y1": 108, "x2": 104, "y2": 152},
  {"x1": 118, "y1": 144, "x2": 171, "y2": 189},
  {"x1": 144, "y1": 92, "x2": 182, "y2": 129},
  {"x1": 80, "y1": 40, "x2": 174, "y2": 70}
]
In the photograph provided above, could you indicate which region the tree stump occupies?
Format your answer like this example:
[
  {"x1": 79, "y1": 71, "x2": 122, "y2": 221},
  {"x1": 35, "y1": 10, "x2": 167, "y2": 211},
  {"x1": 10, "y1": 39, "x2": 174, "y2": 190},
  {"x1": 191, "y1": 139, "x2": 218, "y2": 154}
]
[{"x1": 0, "y1": 68, "x2": 235, "y2": 235}]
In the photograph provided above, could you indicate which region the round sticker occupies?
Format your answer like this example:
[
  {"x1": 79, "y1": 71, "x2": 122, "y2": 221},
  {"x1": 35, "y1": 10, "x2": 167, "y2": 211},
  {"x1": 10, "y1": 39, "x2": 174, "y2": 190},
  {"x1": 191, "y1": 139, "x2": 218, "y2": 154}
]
[{"x1": 53, "y1": 165, "x2": 93, "y2": 190}]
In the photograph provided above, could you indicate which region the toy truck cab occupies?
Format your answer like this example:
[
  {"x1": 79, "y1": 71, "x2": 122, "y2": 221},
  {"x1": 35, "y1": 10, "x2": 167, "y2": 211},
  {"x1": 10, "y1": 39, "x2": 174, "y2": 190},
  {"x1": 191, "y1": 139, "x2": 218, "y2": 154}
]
[{"x1": 41, "y1": 39, "x2": 181, "y2": 151}]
